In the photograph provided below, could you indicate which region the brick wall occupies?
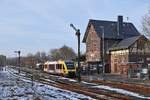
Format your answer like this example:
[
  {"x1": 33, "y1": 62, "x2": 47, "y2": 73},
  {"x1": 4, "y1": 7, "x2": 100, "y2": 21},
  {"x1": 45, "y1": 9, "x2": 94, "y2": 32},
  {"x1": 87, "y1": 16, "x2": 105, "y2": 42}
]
[
  {"x1": 86, "y1": 24, "x2": 101, "y2": 62},
  {"x1": 110, "y1": 49, "x2": 129, "y2": 74}
]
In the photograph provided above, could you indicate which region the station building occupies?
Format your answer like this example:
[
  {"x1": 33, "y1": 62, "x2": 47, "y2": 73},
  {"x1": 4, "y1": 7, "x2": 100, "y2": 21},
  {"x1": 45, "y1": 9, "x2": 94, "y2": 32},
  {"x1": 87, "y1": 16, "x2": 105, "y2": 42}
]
[
  {"x1": 109, "y1": 35, "x2": 150, "y2": 77},
  {"x1": 82, "y1": 16, "x2": 150, "y2": 77}
]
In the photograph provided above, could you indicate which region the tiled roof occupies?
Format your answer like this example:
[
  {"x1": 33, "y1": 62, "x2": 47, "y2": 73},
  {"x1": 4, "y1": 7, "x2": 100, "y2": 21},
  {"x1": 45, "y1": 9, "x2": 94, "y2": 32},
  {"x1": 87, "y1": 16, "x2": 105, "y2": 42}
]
[
  {"x1": 83, "y1": 19, "x2": 140, "y2": 42},
  {"x1": 109, "y1": 35, "x2": 142, "y2": 50}
]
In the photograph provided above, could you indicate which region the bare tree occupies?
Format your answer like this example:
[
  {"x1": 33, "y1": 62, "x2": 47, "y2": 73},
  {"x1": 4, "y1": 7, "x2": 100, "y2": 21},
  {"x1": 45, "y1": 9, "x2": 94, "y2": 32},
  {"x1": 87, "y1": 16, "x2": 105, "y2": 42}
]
[
  {"x1": 50, "y1": 49, "x2": 62, "y2": 60},
  {"x1": 49, "y1": 45, "x2": 76, "y2": 61},
  {"x1": 34, "y1": 52, "x2": 41, "y2": 63},
  {"x1": 7, "y1": 57, "x2": 17, "y2": 66},
  {"x1": 34, "y1": 51, "x2": 47, "y2": 63},
  {"x1": 59, "y1": 45, "x2": 76, "y2": 60},
  {"x1": 40, "y1": 52, "x2": 47, "y2": 62},
  {"x1": 22, "y1": 53, "x2": 37, "y2": 67},
  {"x1": 142, "y1": 9, "x2": 150, "y2": 38}
]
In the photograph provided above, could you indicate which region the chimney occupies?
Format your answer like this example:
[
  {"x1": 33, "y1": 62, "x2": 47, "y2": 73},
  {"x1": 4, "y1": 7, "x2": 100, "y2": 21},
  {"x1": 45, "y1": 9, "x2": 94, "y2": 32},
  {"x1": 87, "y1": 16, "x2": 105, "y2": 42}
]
[{"x1": 117, "y1": 15, "x2": 123, "y2": 36}]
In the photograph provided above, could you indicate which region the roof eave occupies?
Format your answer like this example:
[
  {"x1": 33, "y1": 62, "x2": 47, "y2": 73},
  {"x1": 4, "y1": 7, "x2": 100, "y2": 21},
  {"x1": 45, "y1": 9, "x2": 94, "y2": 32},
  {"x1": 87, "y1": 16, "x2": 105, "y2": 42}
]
[
  {"x1": 82, "y1": 21, "x2": 91, "y2": 43},
  {"x1": 82, "y1": 20, "x2": 95, "y2": 43},
  {"x1": 109, "y1": 47, "x2": 129, "y2": 51}
]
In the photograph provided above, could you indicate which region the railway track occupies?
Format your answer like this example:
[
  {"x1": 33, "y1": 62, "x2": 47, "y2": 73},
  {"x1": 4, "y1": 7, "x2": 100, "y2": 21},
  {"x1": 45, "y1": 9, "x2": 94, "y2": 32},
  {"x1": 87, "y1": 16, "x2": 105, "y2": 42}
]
[
  {"x1": 7, "y1": 66, "x2": 149, "y2": 100},
  {"x1": 91, "y1": 80, "x2": 150, "y2": 96}
]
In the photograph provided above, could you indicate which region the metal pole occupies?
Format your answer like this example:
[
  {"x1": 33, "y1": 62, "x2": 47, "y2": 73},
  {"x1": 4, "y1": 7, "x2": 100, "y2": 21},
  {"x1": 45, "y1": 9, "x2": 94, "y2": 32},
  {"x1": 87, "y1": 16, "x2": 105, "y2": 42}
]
[
  {"x1": 18, "y1": 51, "x2": 21, "y2": 74},
  {"x1": 14, "y1": 51, "x2": 21, "y2": 74},
  {"x1": 102, "y1": 27, "x2": 105, "y2": 74},
  {"x1": 31, "y1": 66, "x2": 34, "y2": 86},
  {"x1": 100, "y1": 26, "x2": 105, "y2": 74},
  {"x1": 77, "y1": 29, "x2": 81, "y2": 82},
  {"x1": 70, "y1": 24, "x2": 81, "y2": 82}
]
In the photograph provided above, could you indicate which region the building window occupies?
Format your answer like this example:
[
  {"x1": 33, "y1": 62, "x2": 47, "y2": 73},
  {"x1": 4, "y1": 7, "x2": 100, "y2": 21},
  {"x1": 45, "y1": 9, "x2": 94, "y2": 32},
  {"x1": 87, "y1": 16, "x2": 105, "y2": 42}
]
[{"x1": 138, "y1": 58, "x2": 144, "y2": 63}]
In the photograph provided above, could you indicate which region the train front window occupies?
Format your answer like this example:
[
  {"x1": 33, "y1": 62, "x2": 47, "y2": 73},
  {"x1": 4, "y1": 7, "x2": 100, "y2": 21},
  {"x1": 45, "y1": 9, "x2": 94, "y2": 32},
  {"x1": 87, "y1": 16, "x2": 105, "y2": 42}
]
[{"x1": 65, "y1": 62, "x2": 75, "y2": 69}]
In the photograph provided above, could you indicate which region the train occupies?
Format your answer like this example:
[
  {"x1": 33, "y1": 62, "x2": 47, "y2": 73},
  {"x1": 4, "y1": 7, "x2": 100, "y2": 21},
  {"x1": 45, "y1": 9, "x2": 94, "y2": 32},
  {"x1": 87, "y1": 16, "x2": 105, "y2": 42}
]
[{"x1": 36, "y1": 60, "x2": 76, "y2": 77}]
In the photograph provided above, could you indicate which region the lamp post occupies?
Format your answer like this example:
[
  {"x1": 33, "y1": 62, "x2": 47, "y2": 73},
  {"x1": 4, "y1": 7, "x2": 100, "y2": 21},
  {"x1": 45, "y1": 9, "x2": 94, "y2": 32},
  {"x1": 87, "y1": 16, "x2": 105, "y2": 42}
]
[
  {"x1": 100, "y1": 26, "x2": 105, "y2": 75},
  {"x1": 70, "y1": 23, "x2": 81, "y2": 82},
  {"x1": 14, "y1": 50, "x2": 21, "y2": 74}
]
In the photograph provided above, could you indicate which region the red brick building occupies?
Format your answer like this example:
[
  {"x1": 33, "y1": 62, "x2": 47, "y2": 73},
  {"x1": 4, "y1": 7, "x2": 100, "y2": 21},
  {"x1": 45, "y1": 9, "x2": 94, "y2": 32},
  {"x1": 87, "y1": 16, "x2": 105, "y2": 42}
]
[
  {"x1": 82, "y1": 16, "x2": 143, "y2": 74},
  {"x1": 109, "y1": 35, "x2": 150, "y2": 77}
]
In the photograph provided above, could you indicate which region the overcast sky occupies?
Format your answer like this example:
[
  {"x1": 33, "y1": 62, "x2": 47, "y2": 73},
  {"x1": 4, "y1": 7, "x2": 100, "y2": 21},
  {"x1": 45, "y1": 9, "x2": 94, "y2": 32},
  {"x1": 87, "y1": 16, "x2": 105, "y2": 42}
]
[{"x1": 0, "y1": 0, "x2": 149, "y2": 57}]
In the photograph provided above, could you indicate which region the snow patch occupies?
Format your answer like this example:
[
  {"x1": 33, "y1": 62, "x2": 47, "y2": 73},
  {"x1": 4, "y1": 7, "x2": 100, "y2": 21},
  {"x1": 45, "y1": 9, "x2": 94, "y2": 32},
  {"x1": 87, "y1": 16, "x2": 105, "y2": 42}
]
[
  {"x1": 0, "y1": 67, "x2": 94, "y2": 100},
  {"x1": 82, "y1": 81, "x2": 97, "y2": 86},
  {"x1": 58, "y1": 77, "x2": 77, "y2": 82},
  {"x1": 93, "y1": 85, "x2": 150, "y2": 99}
]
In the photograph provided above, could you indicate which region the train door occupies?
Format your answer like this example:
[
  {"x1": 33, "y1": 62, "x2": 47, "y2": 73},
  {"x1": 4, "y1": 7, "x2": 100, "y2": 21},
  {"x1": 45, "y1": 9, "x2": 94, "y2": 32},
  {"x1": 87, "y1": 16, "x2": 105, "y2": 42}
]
[
  {"x1": 62, "y1": 64, "x2": 66, "y2": 74},
  {"x1": 61, "y1": 63, "x2": 67, "y2": 75},
  {"x1": 56, "y1": 64, "x2": 62, "y2": 74}
]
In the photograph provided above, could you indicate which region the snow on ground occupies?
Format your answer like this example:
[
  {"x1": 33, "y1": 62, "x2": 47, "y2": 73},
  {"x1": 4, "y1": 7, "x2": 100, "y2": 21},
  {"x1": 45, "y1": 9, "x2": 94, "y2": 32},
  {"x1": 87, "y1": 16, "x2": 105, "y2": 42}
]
[
  {"x1": 0, "y1": 67, "x2": 94, "y2": 100},
  {"x1": 52, "y1": 74, "x2": 150, "y2": 99},
  {"x1": 93, "y1": 85, "x2": 150, "y2": 99},
  {"x1": 58, "y1": 77, "x2": 77, "y2": 82},
  {"x1": 81, "y1": 79, "x2": 150, "y2": 99},
  {"x1": 3, "y1": 66, "x2": 150, "y2": 100},
  {"x1": 58, "y1": 74, "x2": 150, "y2": 99}
]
